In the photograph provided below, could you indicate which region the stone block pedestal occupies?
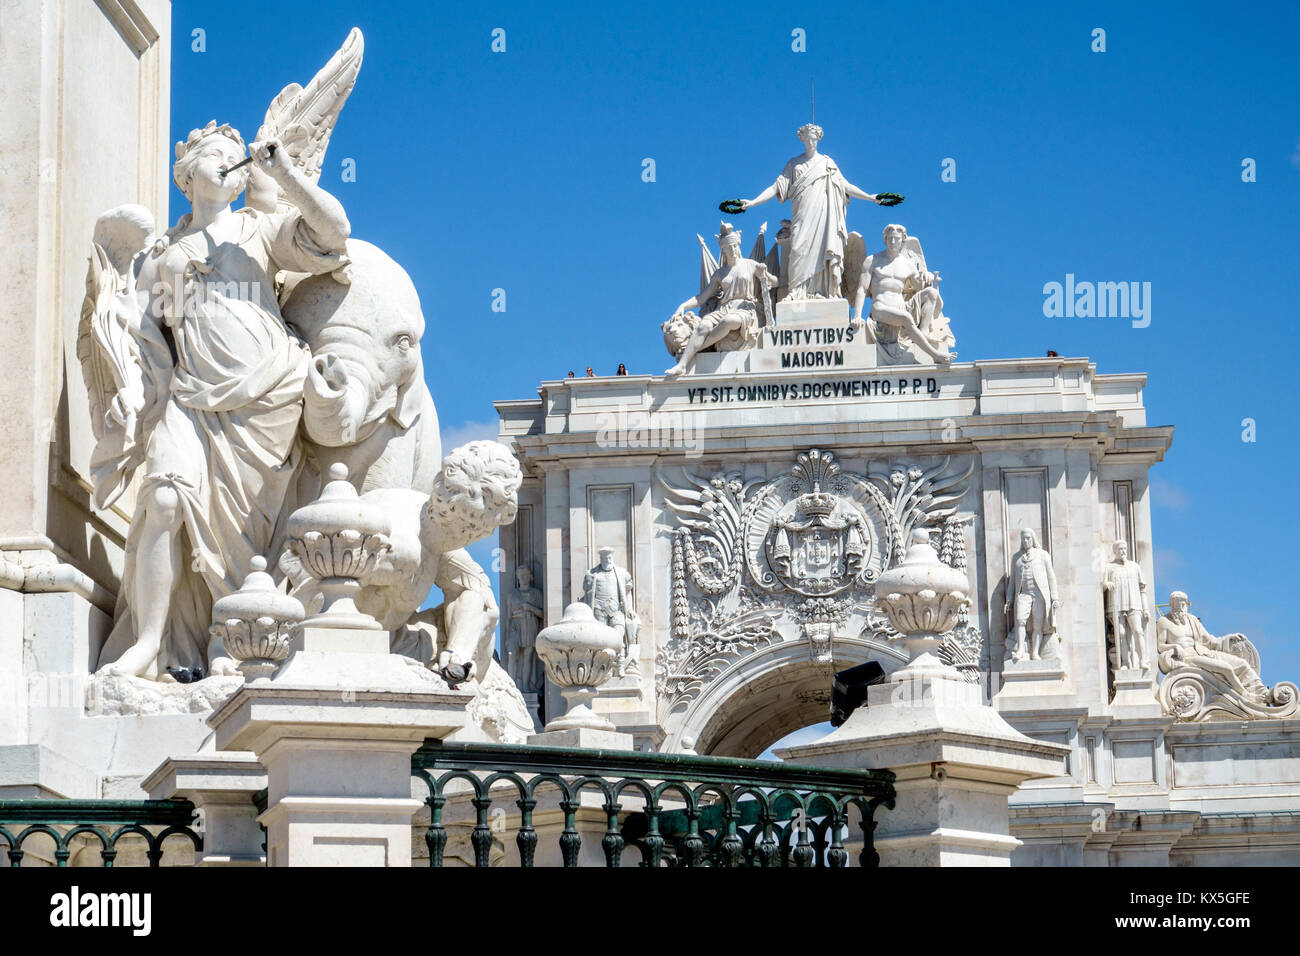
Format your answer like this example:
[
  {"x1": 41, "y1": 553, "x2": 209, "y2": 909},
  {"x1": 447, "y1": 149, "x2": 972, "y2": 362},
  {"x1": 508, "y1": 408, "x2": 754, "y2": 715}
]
[
  {"x1": 996, "y1": 658, "x2": 1071, "y2": 703},
  {"x1": 778, "y1": 655, "x2": 1069, "y2": 866},
  {"x1": 1111, "y1": 667, "x2": 1161, "y2": 717},
  {"x1": 143, "y1": 752, "x2": 267, "y2": 866},
  {"x1": 205, "y1": 625, "x2": 473, "y2": 867}
]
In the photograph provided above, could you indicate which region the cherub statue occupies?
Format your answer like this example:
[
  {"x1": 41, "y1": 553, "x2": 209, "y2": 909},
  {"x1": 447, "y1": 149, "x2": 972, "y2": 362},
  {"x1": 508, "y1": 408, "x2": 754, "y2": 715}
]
[
  {"x1": 353, "y1": 441, "x2": 523, "y2": 685},
  {"x1": 81, "y1": 30, "x2": 364, "y2": 680},
  {"x1": 663, "y1": 223, "x2": 775, "y2": 377},
  {"x1": 850, "y1": 224, "x2": 954, "y2": 364}
]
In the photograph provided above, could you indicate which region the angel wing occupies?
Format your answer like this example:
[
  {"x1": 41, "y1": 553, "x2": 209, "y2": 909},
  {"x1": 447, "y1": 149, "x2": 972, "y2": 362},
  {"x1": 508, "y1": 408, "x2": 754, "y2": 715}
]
[
  {"x1": 247, "y1": 27, "x2": 365, "y2": 213},
  {"x1": 659, "y1": 470, "x2": 760, "y2": 596},
  {"x1": 78, "y1": 205, "x2": 154, "y2": 509},
  {"x1": 841, "y1": 230, "x2": 865, "y2": 301},
  {"x1": 903, "y1": 235, "x2": 927, "y2": 273}
]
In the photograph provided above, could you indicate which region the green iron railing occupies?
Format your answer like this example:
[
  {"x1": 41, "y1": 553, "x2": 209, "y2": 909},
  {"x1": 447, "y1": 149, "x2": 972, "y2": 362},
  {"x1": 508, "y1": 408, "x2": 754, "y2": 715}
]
[
  {"x1": 411, "y1": 740, "x2": 895, "y2": 868},
  {"x1": 0, "y1": 799, "x2": 202, "y2": 867}
]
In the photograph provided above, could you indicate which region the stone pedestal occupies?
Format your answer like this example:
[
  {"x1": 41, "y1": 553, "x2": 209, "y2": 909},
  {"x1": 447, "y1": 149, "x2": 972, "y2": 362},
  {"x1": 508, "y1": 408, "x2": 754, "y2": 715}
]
[
  {"x1": 527, "y1": 727, "x2": 634, "y2": 750},
  {"x1": 142, "y1": 752, "x2": 267, "y2": 866},
  {"x1": 996, "y1": 658, "x2": 1070, "y2": 702},
  {"x1": 207, "y1": 625, "x2": 472, "y2": 867},
  {"x1": 778, "y1": 655, "x2": 1068, "y2": 866},
  {"x1": 1111, "y1": 667, "x2": 1160, "y2": 717}
]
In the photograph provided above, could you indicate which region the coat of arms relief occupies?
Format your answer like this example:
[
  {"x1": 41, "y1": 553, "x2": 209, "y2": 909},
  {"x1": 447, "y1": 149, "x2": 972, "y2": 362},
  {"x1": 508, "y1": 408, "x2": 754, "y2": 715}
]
[{"x1": 656, "y1": 449, "x2": 982, "y2": 715}]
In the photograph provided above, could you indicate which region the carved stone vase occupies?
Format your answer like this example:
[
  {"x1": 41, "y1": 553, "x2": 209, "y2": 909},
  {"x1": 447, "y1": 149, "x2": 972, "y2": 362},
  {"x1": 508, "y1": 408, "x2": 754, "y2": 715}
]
[
  {"x1": 210, "y1": 556, "x2": 305, "y2": 680},
  {"x1": 284, "y1": 462, "x2": 391, "y2": 630},
  {"x1": 874, "y1": 528, "x2": 971, "y2": 668},
  {"x1": 535, "y1": 602, "x2": 622, "y2": 732}
]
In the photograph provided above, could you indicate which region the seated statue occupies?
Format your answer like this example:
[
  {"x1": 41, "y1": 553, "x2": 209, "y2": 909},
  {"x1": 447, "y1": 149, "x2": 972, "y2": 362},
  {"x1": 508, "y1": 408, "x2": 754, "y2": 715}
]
[
  {"x1": 1156, "y1": 590, "x2": 1297, "y2": 721},
  {"x1": 849, "y1": 224, "x2": 954, "y2": 364},
  {"x1": 663, "y1": 223, "x2": 775, "y2": 377}
]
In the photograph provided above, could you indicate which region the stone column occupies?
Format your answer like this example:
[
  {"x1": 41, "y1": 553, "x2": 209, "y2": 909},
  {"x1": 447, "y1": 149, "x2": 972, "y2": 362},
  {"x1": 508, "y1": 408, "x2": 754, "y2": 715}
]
[
  {"x1": 142, "y1": 753, "x2": 267, "y2": 867},
  {"x1": 0, "y1": 0, "x2": 169, "y2": 771},
  {"x1": 778, "y1": 529, "x2": 1068, "y2": 866}
]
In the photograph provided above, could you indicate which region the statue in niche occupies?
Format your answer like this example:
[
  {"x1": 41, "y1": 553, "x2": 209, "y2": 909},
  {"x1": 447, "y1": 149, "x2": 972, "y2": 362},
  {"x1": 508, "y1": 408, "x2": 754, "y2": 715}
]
[
  {"x1": 663, "y1": 223, "x2": 775, "y2": 377},
  {"x1": 1103, "y1": 540, "x2": 1149, "y2": 670},
  {"x1": 1156, "y1": 591, "x2": 1298, "y2": 721},
  {"x1": 1003, "y1": 528, "x2": 1061, "y2": 663},
  {"x1": 505, "y1": 564, "x2": 546, "y2": 694},
  {"x1": 849, "y1": 224, "x2": 954, "y2": 364},
  {"x1": 583, "y1": 546, "x2": 641, "y2": 676},
  {"x1": 737, "y1": 124, "x2": 889, "y2": 299}
]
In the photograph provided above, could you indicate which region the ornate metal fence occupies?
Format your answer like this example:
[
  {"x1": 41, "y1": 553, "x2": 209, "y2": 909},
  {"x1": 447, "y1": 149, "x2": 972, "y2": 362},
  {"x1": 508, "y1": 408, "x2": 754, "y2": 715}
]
[
  {"x1": 0, "y1": 799, "x2": 202, "y2": 867},
  {"x1": 412, "y1": 740, "x2": 895, "y2": 867}
]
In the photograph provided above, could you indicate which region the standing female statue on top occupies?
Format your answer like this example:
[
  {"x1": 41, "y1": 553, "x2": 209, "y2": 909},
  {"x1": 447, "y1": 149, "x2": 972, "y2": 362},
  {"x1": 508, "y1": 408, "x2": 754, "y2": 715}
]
[{"x1": 737, "y1": 124, "x2": 888, "y2": 299}]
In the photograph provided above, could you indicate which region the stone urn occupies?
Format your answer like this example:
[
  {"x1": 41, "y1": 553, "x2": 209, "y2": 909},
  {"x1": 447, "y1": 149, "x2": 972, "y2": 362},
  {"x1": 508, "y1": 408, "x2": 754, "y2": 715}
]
[
  {"x1": 210, "y1": 556, "x2": 305, "y2": 680},
  {"x1": 535, "y1": 602, "x2": 622, "y2": 732},
  {"x1": 875, "y1": 527, "x2": 971, "y2": 665},
  {"x1": 284, "y1": 462, "x2": 391, "y2": 629}
]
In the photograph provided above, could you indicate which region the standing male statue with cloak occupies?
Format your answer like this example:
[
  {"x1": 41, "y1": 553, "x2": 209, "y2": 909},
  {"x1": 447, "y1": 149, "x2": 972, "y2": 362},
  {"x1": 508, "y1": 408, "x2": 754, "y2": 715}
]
[{"x1": 739, "y1": 124, "x2": 886, "y2": 299}]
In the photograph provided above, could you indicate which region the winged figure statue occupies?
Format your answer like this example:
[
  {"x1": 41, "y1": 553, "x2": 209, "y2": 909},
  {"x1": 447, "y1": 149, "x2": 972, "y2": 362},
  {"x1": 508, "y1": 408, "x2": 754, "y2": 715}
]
[
  {"x1": 849, "y1": 224, "x2": 956, "y2": 364},
  {"x1": 81, "y1": 29, "x2": 363, "y2": 680}
]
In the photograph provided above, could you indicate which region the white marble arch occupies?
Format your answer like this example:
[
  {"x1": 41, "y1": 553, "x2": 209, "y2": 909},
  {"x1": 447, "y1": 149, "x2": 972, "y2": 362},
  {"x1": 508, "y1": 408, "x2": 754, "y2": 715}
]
[{"x1": 664, "y1": 636, "x2": 908, "y2": 758}]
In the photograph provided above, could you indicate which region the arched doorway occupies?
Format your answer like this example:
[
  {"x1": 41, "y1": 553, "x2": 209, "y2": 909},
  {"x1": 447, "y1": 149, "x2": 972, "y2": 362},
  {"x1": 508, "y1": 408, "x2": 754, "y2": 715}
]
[{"x1": 664, "y1": 636, "x2": 906, "y2": 758}]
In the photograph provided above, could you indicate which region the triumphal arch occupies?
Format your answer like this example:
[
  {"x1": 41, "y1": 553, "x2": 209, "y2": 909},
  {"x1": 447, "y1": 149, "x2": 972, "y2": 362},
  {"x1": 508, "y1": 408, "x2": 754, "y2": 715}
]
[
  {"x1": 3, "y1": 16, "x2": 1298, "y2": 868},
  {"x1": 496, "y1": 141, "x2": 1300, "y2": 862}
]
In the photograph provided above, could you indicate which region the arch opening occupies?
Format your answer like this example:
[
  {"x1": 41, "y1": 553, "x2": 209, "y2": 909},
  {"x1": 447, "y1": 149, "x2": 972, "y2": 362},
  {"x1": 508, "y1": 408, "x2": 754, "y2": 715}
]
[{"x1": 671, "y1": 637, "x2": 905, "y2": 759}]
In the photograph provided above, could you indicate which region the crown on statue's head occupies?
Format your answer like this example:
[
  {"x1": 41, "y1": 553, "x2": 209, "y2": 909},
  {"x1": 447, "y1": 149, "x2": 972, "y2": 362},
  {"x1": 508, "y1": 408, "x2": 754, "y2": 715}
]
[{"x1": 175, "y1": 120, "x2": 245, "y2": 161}]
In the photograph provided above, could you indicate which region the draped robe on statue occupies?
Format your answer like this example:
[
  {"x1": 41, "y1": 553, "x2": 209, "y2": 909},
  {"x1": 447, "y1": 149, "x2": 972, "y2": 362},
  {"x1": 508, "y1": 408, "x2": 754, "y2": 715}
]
[
  {"x1": 97, "y1": 208, "x2": 346, "y2": 672},
  {"x1": 773, "y1": 152, "x2": 850, "y2": 298}
]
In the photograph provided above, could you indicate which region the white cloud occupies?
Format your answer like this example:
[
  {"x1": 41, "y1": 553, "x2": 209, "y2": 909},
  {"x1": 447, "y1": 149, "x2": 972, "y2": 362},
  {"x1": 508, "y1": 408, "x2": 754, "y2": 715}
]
[
  {"x1": 1150, "y1": 475, "x2": 1190, "y2": 511},
  {"x1": 1292, "y1": 138, "x2": 1300, "y2": 170},
  {"x1": 440, "y1": 419, "x2": 502, "y2": 450}
]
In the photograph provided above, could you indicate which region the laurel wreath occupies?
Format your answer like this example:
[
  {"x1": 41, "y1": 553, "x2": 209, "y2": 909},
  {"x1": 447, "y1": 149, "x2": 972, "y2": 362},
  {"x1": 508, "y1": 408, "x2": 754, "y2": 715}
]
[{"x1": 720, "y1": 193, "x2": 902, "y2": 213}]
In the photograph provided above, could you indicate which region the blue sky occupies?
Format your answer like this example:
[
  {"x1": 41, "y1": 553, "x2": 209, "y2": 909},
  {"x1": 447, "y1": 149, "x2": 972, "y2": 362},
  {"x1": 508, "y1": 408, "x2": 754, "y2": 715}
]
[{"x1": 170, "y1": 0, "x2": 1300, "y2": 708}]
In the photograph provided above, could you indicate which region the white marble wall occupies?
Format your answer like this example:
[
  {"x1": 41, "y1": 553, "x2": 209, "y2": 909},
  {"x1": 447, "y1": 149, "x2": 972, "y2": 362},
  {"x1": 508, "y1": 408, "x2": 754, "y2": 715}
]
[{"x1": 0, "y1": 0, "x2": 173, "y2": 794}]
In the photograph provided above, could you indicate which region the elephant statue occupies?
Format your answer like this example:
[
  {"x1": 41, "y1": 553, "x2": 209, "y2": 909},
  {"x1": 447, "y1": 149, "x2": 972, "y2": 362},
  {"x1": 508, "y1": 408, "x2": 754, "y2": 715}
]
[{"x1": 282, "y1": 238, "x2": 441, "y2": 497}]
